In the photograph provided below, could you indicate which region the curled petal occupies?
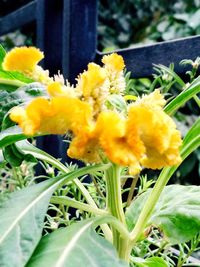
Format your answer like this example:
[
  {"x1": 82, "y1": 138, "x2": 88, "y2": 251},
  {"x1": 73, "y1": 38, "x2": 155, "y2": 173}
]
[
  {"x1": 102, "y1": 53, "x2": 125, "y2": 72},
  {"x1": 10, "y1": 97, "x2": 92, "y2": 136},
  {"x1": 128, "y1": 92, "x2": 182, "y2": 170},
  {"x1": 3, "y1": 47, "x2": 44, "y2": 72},
  {"x1": 77, "y1": 63, "x2": 107, "y2": 98},
  {"x1": 134, "y1": 89, "x2": 166, "y2": 109},
  {"x1": 95, "y1": 112, "x2": 142, "y2": 171}
]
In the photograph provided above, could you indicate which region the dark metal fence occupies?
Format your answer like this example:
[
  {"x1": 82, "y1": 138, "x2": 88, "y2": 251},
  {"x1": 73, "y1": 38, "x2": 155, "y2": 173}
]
[{"x1": 0, "y1": 0, "x2": 200, "y2": 158}]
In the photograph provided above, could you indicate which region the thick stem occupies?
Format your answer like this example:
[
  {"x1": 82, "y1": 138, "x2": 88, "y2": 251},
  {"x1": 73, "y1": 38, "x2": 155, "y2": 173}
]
[
  {"x1": 130, "y1": 167, "x2": 175, "y2": 244},
  {"x1": 105, "y1": 163, "x2": 131, "y2": 261}
]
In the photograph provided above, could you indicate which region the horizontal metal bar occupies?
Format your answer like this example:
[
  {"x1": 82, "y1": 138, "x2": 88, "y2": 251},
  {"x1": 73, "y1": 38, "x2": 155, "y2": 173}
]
[
  {"x1": 97, "y1": 35, "x2": 200, "y2": 78},
  {"x1": 0, "y1": 1, "x2": 36, "y2": 36}
]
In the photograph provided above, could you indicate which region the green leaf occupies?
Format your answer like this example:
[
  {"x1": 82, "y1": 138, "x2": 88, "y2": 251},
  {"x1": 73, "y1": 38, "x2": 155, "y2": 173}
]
[
  {"x1": 0, "y1": 126, "x2": 27, "y2": 148},
  {"x1": 106, "y1": 94, "x2": 127, "y2": 114},
  {"x1": 0, "y1": 177, "x2": 61, "y2": 267},
  {"x1": 2, "y1": 143, "x2": 37, "y2": 167},
  {"x1": 0, "y1": 164, "x2": 107, "y2": 267},
  {"x1": 132, "y1": 256, "x2": 168, "y2": 267},
  {"x1": 27, "y1": 220, "x2": 128, "y2": 267},
  {"x1": 126, "y1": 185, "x2": 200, "y2": 244},
  {"x1": 0, "y1": 69, "x2": 34, "y2": 85},
  {"x1": 0, "y1": 83, "x2": 18, "y2": 91},
  {"x1": 164, "y1": 76, "x2": 200, "y2": 115},
  {"x1": 0, "y1": 44, "x2": 6, "y2": 70},
  {"x1": 153, "y1": 64, "x2": 185, "y2": 87},
  {"x1": 3, "y1": 144, "x2": 24, "y2": 166}
]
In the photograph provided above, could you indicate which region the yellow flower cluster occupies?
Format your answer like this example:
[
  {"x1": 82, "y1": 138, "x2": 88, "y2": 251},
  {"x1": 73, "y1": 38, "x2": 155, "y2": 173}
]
[{"x1": 4, "y1": 47, "x2": 182, "y2": 174}]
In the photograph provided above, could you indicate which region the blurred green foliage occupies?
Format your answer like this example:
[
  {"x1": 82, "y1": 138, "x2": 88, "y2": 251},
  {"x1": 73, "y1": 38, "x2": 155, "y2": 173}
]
[{"x1": 98, "y1": 0, "x2": 200, "y2": 51}]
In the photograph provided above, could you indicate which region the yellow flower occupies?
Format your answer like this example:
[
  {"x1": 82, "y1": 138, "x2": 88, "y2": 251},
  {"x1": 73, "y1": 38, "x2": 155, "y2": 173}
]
[
  {"x1": 77, "y1": 63, "x2": 107, "y2": 98},
  {"x1": 102, "y1": 53, "x2": 125, "y2": 72},
  {"x1": 102, "y1": 53, "x2": 126, "y2": 94},
  {"x1": 10, "y1": 96, "x2": 92, "y2": 136},
  {"x1": 68, "y1": 131, "x2": 101, "y2": 163},
  {"x1": 127, "y1": 90, "x2": 182, "y2": 170},
  {"x1": 8, "y1": 47, "x2": 182, "y2": 174},
  {"x1": 47, "y1": 82, "x2": 75, "y2": 98},
  {"x1": 76, "y1": 62, "x2": 109, "y2": 116},
  {"x1": 2, "y1": 47, "x2": 44, "y2": 73},
  {"x1": 134, "y1": 89, "x2": 166, "y2": 109},
  {"x1": 94, "y1": 111, "x2": 144, "y2": 173}
]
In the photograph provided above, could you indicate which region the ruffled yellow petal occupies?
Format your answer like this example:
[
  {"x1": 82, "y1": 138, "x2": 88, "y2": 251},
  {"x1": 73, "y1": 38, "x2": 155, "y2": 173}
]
[
  {"x1": 102, "y1": 53, "x2": 125, "y2": 72},
  {"x1": 127, "y1": 90, "x2": 182, "y2": 170},
  {"x1": 10, "y1": 96, "x2": 92, "y2": 136},
  {"x1": 94, "y1": 111, "x2": 141, "y2": 170},
  {"x1": 2, "y1": 47, "x2": 44, "y2": 72},
  {"x1": 47, "y1": 82, "x2": 75, "y2": 97},
  {"x1": 135, "y1": 89, "x2": 166, "y2": 109},
  {"x1": 78, "y1": 63, "x2": 107, "y2": 98},
  {"x1": 68, "y1": 131, "x2": 101, "y2": 163}
]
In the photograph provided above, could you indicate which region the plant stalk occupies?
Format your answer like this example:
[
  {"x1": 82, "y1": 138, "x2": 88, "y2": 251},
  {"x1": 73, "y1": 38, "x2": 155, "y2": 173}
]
[{"x1": 105, "y1": 163, "x2": 131, "y2": 261}]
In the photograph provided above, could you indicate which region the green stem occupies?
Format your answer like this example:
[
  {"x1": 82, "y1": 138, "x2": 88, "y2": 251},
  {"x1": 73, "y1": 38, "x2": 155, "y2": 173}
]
[
  {"x1": 0, "y1": 78, "x2": 26, "y2": 88},
  {"x1": 51, "y1": 196, "x2": 108, "y2": 216},
  {"x1": 130, "y1": 168, "x2": 171, "y2": 244},
  {"x1": 105, "y1": 163, "x2": 131, "y2": 261}
]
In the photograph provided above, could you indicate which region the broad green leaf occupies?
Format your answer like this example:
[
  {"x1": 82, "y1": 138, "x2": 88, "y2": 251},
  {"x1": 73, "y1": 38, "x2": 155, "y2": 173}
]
[
  {"x1": 132, "y1": 256, "x2": 168, "y2": 267},
  {"x1": 27, "y1": 220, "x2": 128, "y2": 267},
  {"x1": 0, "y1": 44, "x2": 6, "y2": 69},
  {"x1": 0, "y1": 177, "x2": 61, "y2": 267},
  {"x1": 0, "y1": 164, "x2": 106, "y2": 267},
  {"x1": 126, "y1": 185, "x2": 200, "y2": 244},
  {"x1": 164, "y1": 75, "x2": 200, "y2": 115}
]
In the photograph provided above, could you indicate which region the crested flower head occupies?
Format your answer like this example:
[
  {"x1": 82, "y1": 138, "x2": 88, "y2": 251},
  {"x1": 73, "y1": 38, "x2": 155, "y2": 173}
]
[
  {"x1": 76, "y1": 62, "x2": 109, "y2": 116},
  {"x1": 3, "y1": 46, "x2": 44, "y2": 72},
  {"x1": 10, "y1": 96, "x2": 92, "y2": 136},
  {"x1": 127, "y1": 90, "x2": 182, "y2": 170},
  {"x1": 2, "y1": 46, "x2": 53, "y2": 85},
  {"x1": 102, "y1": 53, "x2": 126, "y2": 94},
  {"x1": 9, "y1": 48, "x2": 182, "y2": 175},
  {"x1": 102, "y1": 53, "x2": 125, "y2": 72}
]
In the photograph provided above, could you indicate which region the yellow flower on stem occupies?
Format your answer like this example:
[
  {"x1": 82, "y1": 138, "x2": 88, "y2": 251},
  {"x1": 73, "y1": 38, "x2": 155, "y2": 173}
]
[{"x1": 7, "y1": 47, "x2": 182, "y2": 175}]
